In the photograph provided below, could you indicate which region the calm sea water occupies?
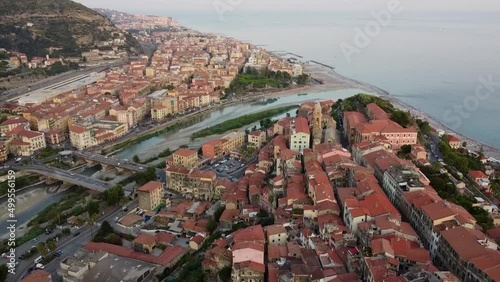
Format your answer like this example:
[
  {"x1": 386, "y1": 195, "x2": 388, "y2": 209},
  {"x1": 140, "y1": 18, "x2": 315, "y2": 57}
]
[{"x1": 164, "y1": 10, "x2": 500, "y2": 149}]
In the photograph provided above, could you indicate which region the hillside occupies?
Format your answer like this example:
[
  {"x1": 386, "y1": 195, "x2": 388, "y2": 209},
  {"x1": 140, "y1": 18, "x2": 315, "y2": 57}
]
[{"x1": 0, "y1": 0, "x2": 142, "y2": 58}]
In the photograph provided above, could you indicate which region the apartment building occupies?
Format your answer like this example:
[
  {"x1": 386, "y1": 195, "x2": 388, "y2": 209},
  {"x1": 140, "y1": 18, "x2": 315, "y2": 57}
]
[
  {"x1": 138, "y1": 181, "x2": 164, "y2": 211},
  {"x1": 221, "y1": 132, "x2": 245, "y2": 154},
  {"x1": 248, "y1": 130, "x2": 266, "y2": 148},
  {"x1": 172, "y1": 148, "x2": 199, "y2": 168},
  {"x1": 165, "y1": 167, "x2": 216, "y2": 201},
  {"x1": 202, "y1": 139, "x2": 223, "y2": 159},
  {"x1": 290, "y1": 116, "x2": 310, "y2": 152}
]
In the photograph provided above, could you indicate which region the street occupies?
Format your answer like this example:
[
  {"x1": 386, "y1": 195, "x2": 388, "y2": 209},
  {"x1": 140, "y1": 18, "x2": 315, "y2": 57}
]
[{"x1": 9, "y1": 200, "x2": 137, "y2": 282}]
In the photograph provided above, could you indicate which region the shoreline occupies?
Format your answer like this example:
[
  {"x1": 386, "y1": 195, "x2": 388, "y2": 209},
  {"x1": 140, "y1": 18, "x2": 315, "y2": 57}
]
[{"x1": 264, "y1": 60, "x2": 500, "y2": 160}]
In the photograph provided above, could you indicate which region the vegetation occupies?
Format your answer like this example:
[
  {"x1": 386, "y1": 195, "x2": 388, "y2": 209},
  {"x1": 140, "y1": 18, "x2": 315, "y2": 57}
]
[
  {"x1": 397, "y1": 144, "x2": 412, "y2": 159},
  {"x1": 27, "y1": 188, "x2": 87, "y2": 231},
  {"x1": 92, "y1": 220, "x2": 122, "y2": 246},
  {"x1": 419, "y1": 165, "x2": 493, "y2": 230},
  {"x1": 439, "y1": 135, "x2": 481, "y2": 174},
  {"x1": 0, "y1": 175, "x2": 39, "y2": 196},
  {"x1": 191, "y1": 105, "x2": 297, "y2": 139},
  {"x1": 0, "y1": 0, "x2": 141, "y2": 58},
  {"x1": 0, "y1": 264, "x2": 8, "y2": 281},
  {"x1": 119, "y1": 167, "x2": 156, "y2": 186},
  {"x1": 39, "y1": 147, "x2": 61, "y2": 158},
  {"x1": 101, "y1": 185, "x2": 124, "y2": 206},
  {"x1": 33, "y1": 62, "x2": 79, "y2": 77},
  {"x1": 340, "y1": 93, "x2": 413, "y2": 128},
  {"x1": 226, "y1": 67, "x2": 309, "y2": 95}
]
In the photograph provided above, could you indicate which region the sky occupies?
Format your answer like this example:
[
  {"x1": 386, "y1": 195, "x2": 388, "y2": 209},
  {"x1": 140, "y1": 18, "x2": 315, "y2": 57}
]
[{"x1": 74, "y1": 0, "x2": 500, "y2": 15}]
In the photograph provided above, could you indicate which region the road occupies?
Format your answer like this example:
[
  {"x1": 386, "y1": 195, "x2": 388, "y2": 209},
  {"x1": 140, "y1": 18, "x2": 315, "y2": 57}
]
[
  {"x1": 12, "y1": 164, "x2": 110, "y2": 192},
  {"x1": 10, "y1": 200, "x2": 137, "y2": 282},
  {"x1": 1, "y1": 60, "x2": 127, "y2": 101},
  {"x1": 74, "y1": 151, "x2": 145, "y2": 172}
]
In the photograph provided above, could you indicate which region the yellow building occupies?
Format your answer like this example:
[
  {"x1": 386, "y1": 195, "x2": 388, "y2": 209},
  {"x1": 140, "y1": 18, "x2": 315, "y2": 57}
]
[
  {"x1": 265, "y1": 225, "x2": 288, "y2": 246},
  {"x1": 248, "y1": 130, "x2": 266, "y2": 148},
  {"x1": 172, "y1": 148, "x2": 199, "y2": 168},
  {"x1": 221, "y1": 132, "x2": 245, "y2": 154},
  {"x1": 151, "y1": 96, "x2": 178, "y2": 122},
  {"x1": 138, "y1": 181, "x2": 164, "y2": 211}
]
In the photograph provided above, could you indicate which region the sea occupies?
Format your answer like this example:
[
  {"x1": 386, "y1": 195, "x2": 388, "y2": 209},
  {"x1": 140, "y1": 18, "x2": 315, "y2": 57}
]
[{"x1": 161, "y1": 9, "x2": 500, "y2": 149}]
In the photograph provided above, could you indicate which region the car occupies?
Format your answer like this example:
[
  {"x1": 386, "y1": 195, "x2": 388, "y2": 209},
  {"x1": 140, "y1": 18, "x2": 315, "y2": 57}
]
[
  {"x1": 139, "y1": 167, "x2": 143, "y2": 170},
  {"x1": 104, "y1": 182, "x2": 109, "y2": 186},
  {"x1": 35, "y1": 263, "x2": 45, "y2": 269},
  {"x1": 73, "y1": 232, "x2": 81, "y2": 237},
  {"x1": 19, "y1": 255, "x2": 25, "y2": 260},
  {"x1": 70, "y1": 173, "x2": 75, "y2": 176},
  {"x1": 117, "y1": 162, "x2": 121, "y2": 165}
]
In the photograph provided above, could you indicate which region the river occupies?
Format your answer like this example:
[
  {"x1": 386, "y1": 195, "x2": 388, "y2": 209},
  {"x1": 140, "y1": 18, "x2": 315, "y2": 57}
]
[
  {"x1": 115, "y1": 89, "x2": 365, "y2": 160},
  {"x1": 0, "y1": 185, "x2": 71, "y2": 240}
]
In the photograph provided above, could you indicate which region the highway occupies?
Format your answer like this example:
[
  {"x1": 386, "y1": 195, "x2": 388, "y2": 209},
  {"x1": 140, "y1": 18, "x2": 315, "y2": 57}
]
[
  {"x1": 74, "y1": 151, "x2": 145, "y2": 172},
  {"x1": 12, "y1": 164, "x2": 110, "y2": 192}
]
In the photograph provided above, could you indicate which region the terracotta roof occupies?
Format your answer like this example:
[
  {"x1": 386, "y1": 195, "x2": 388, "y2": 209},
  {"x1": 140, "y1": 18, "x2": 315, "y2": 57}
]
[
  {"x1": 470, "y1": 170, "x2": 488, "y2": 179},
  {"x1": 133, "y1": 233, "x2": 157, "y2": 246},
  {"x1": 440, "y1": 226, "x2": 490, "y2": 260},
  {"x1": 294, "y1": 116, "x2": 310, "y2": 135},
  {"x1": 190, "y1": 235, "x2": 205, "y2": 245},
  {"x1": 21, "y1": 270, "x2": 52, "y2": 282},
  {"x1": 174, "y1": 148, "x2": 198, "y2": 157},
  {"x1": 138, "y1": 181, "x2": 163, "y2": 193},
  {"x1": 265, "y1": 225, "x2": 287, "y2": 236}
]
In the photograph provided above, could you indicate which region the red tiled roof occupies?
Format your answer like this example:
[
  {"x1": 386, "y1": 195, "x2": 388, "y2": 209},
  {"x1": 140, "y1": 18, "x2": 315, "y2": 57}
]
[
  {"x1": 138, "y1": 181, "x2": 163, "y2": 193},
  {"x1": 295, "y1": 116, "x2": 310, "y2": 135},
  {"x1": 174, "y1": 148, "x2": 198, "y2": 157}
]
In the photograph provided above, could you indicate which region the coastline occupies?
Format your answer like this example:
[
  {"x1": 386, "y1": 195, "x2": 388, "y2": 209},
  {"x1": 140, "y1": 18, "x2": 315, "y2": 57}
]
[{"x1": 264, "y1": 61, "x2": 500, "y2": 160}]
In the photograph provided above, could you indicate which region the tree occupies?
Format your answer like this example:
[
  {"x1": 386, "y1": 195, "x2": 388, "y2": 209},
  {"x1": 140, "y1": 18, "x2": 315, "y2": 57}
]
[
  {"x1": 0, "y1": 264, "x2": 8, "y2": 282},
  {"x1": 207, "y1": 220, "x2": 217, "y2": 233},
  {"x1": 219, "y1": 266, "x2": 232, "y2": 282},
  {"x1": 400, "y1": 145, "x2": 412, "y2": 155},
  {"x1": 47, "y1": 240, "x2": 57, "y2": 253},
  {"x1": 88, "y1": 213, "x2": 100, "y2": 238},
  {"x1": 102, "y1": 185, "x2": 124, "y2": 206},
  {"x1": 132, "y1": 155, "x2": 140, "y2": 163},
  {"x1": 100, "y1": 220, "x2": 114, "y2": 235},
  {"x1": 37, "y1": 243, "x2": 49, "y2": 256},
  {"x1": 86, "y1": 200, "x2": 99, "y2": 215},
  {"x1": 462, "y1": 141, "x2": 467, "y2": 148}
]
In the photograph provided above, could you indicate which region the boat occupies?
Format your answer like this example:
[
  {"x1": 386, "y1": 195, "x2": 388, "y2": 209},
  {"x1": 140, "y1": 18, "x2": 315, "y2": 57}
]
[{"x1": 298, "y1": 93, "x2": 308, "y2": 96}]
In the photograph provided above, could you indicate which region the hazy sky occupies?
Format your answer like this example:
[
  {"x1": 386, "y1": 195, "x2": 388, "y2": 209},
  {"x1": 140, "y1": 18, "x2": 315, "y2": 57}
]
[{"x1": 74, "y1": 0, "x2": 500, "y2": 14}]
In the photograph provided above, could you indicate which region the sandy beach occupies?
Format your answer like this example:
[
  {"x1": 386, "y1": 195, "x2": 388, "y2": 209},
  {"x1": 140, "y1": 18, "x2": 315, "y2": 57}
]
[{"x1": 263, "y1": 62, "x2": 500, "y2": 160}]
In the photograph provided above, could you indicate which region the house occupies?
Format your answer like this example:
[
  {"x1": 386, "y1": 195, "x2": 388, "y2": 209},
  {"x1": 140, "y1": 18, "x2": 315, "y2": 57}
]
[
  {"x1": 133, "y1": 233, "x2": 157, "y2": 253},
  {"x1": 265, "y1": 225, "x2": 288, "y2": 246},
  {"x1": 448, "y1": 135, "x2": 461, "y2": 149},
  {"x1": 290, "y1": 117, "x2": 310, "y2": 152},
  {"x1": 469, "y1": 170, "x2": 491, "y2": 191},
  {"x1": 189, "y1": 235, "x2": 205, "y2": 250}
]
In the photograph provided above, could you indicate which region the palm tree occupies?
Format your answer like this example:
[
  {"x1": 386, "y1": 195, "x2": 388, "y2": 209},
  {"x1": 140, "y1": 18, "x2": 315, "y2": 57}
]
[{"x1": 88, "y1": 213, "x2": 100, "y2": 238}]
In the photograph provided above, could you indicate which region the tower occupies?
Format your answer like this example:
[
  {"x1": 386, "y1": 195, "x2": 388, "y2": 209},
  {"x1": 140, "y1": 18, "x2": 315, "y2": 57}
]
[{"x1": 313, "y1": 102, "x2": 323, "y2": 146}]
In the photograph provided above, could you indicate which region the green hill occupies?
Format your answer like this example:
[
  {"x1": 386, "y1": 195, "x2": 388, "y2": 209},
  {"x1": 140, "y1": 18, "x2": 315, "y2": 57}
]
[{"x1": 0, "y1": 0, "x2": 141, "y2": 58}]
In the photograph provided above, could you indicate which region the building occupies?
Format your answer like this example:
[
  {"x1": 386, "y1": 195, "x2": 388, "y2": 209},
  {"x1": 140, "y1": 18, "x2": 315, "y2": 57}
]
[
  {"x1": 0, "y1": 141, "x2": 8, "y2": 164},
  {"x1": 6, "y1": 126, "x2": 46, "y2": 156},
  {"x1": 221, "y1": 132, "x2": 245, "y2": 154},
  {"x1": 151, "y1": 96, "x2": 178, "y2": 122},
  {"x1": 290, "y1": 116, "x2": 310, "y2": 152},
  {"x1": 0, "y1": 117, "x2": 29, "y2": 133},
  {"x1": 69, "y1": 121, "x2": 128, "y2": 150},
  {"x1": 353, "y1": 119, "x2": 418, "y2": 150},
  {"x1": 166, "y1": 167, "x2": 217, "y2": 200},
  {"x1": 202, "y1": 139, "x2": 223, "y2": 159},
  {"x1": 21, "y1": 270, "x2": 52, "y2": 282},
  {"x1": 45, "y1": 128, "x2": 66, "y2": 145},
  {"x1": 265, "y1": 225, "x2": 288, "y2": 246},
  {"x1": 173, "y1": 148, "x2": 199, "y2": 168},
  {"x1": 189, "y1": 235, "x2": 205, "y2": 250},
  {"x1": 133, "y1": 233, "x2": 157, "y2": 253},
  {"x1": 448, "y1": 135, "x2": 461, "y2": 149},
  {"x1": 248, "y1": 130, "x2": 266, "y2": 148},
  {"x1": 382, "y1": 166, "x2": 426, "y2": 209},
  {"x1": 138, "y1": 181, "x2": 164, "y2": 211},
  {"x1": 469, "y1": 170, "x2": 491, "y2": 191}
]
